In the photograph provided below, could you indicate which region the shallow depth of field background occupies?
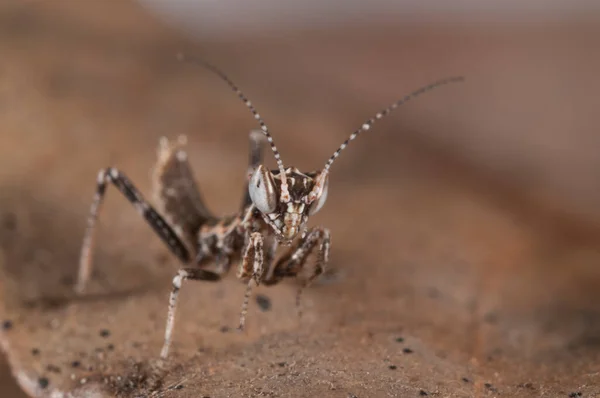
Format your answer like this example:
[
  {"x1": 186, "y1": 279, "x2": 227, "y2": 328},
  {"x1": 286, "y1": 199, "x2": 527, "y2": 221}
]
[{"x1": 1, "y1": 1, "x2": 600, "y2": 397}]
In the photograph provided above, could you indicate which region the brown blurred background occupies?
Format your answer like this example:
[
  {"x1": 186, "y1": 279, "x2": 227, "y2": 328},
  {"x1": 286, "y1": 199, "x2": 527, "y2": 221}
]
[{"x1": 1, "y1": 0, "x2": 600, "y2": 396}]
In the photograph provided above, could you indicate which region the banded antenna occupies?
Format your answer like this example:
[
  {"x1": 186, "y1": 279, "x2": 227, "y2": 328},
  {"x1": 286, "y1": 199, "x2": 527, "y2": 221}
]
[
  {"x1": 177, "y1": 53, "x2": 291, "y2": 202},
  {"x1": 324, "y1": 76, "x2": 465, "y2": 174},
  {"x1": 307, "y1": 76, "x2": 465, "y2": 204}
]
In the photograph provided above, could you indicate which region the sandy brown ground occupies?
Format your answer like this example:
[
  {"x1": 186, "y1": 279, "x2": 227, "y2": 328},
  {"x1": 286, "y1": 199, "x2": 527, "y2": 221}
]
[{"x1": 1, "y1": 1, "x2": 600, "y2": 397}]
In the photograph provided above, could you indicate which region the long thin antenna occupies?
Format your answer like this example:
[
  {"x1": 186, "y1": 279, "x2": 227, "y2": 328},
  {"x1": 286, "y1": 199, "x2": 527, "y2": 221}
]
[
  {"x1": 177, "y1": 53, "x2": 290, "y2": 201},
  {"x1": 323, "y1": 76, "x2": 465, "y2": 173}
]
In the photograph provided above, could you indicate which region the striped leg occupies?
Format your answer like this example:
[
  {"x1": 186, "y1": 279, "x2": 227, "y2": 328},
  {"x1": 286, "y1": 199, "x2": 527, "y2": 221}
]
[
  {"x1": 264, "y1": 227, "x2": 331, "y2": 318},
  {"x1": 161, "y1": 267, "x2": 221, "y2": 359},
  {"x1": 236, "y1": 231, "x2": 264, "y2": 331},
  {"x1": 75, "y1": 167, "x2": 191, "y2": 294}
]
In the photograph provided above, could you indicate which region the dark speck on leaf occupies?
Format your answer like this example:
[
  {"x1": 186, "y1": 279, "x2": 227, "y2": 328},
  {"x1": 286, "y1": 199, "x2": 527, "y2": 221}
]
[
  {"x1": 388, "y1": 365, "x2": 397, "y2": 370},
  {"x1": 255, "y1": 294, "x2": 272, "y2": 311},
  {"x1": 99, "y1": 329, "x2": 110, "y2": 338},
  {"x1": 2, "y1": 320, "x2": 13, "y2": 330},
  {"x1": 484, "y1": 383, "x2": 498, "y2": 393},
  {"x1": 403, "y1": 348, "x2": 413, "y2": 354},
  {"x1": 46, "y1": 364, "x2": 61, "y2": 373},
  {"x1": 38, "y1": 377, "x2": 49, "y2": 389}
]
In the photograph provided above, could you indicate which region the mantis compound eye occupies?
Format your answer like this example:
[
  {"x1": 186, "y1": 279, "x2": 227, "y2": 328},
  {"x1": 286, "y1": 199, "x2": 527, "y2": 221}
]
[
  {"x1": 308, "y1": 173, "x2": 329, "y2": 215},
  {"x1": 249, "y1": 165, "x2": 278, "y2": 213}
]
